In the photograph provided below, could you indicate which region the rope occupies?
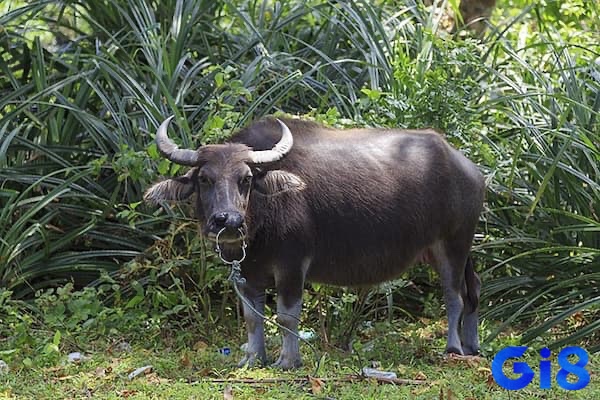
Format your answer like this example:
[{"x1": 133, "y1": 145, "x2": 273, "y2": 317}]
[{"x1": 214, "y1": 228, "x2": 323, "y2": 375}]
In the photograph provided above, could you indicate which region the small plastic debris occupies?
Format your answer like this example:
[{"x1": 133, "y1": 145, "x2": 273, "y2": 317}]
[
  {"x1": 298, "y1": 330, "x2": 316, "y2": 341},
  {"x1": 218, "y1": 347, "x2": 231, "y2": 356},
  {"x1": 67, "y1": 352, "x2": 87, "y2": 363},
  {"x1": 362, "y1": 367, "x2": 397, "y2": 380},
  {"x1": 128, "y1": 365, "x2": 153, "y2": 380},
  {"x1": 0, "y1": 360, "x2": 9, "y2": 375}
]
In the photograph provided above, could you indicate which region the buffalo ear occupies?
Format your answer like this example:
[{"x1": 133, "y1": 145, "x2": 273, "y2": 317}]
[
  {"x1": 253, "y1": 170, "x2": 306, "y2": 196},
  {"x1": 144, "y1": 170, "x2": 196, "y2": 205}
]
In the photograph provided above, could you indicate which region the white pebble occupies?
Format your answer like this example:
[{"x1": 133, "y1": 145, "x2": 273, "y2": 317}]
[{"x1": 0, "y1": 360, "x2": 9, "y2": 374}]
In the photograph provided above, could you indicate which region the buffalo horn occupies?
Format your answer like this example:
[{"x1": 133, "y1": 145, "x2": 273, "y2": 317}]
[
  {"x1": 248, "y1": 119, "x2": 294, "y2": 164},
  {"x1": 155, "y1": 116, "x2": 201, "y2": 166}
]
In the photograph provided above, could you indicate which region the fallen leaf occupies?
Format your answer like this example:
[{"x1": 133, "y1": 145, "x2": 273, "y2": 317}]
[
  {"x1": 180, "y1": 352, "x2": 192, "y2": 368},
  {"x1": 146, "y1": 372, "x2": 170, "y2": 385},
  {"x1": 224, "y1": 384, "x2": 234, "y2": 400},
  {"x1": 486, "y1": 373, "x2": 495, "y2": 388},
  {"x1": 118, "y1": 389, "x2": 138, "y2": 398},
  {"x1": 95, "y1": 367, "x2": 106, "y2": 378},
  {"x1": 309, "y1": 376, "x2": 325, "y2": 395},
  {"x1": 194, "y1": 340, "x2": 209, "y2": 352},
  {"x1": 436, "y1": 387, "x2": 456, "y2": 399},
  {"x1": 414, "y1": 371, "x2": 428, "y2": 381}
]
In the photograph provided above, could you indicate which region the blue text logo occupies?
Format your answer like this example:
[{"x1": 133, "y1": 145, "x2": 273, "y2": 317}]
[{"x1": 491, "y1": 346, "x2": 590, "y2": 391}]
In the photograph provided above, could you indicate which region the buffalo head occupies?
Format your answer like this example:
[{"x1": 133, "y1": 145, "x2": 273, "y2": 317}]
[{"x1": 144, "y1": 116, "x2": 298, "y2": 242}]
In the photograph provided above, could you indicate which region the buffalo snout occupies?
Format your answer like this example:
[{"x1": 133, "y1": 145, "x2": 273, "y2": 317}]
[{"x1": 211, "y1": 211, "x2": 245, "y2": 230}]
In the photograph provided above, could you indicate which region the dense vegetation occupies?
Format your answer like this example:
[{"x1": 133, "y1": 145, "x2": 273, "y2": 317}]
[{"x1": 0, "y1": 0, "x2": 598, "y2": 382}]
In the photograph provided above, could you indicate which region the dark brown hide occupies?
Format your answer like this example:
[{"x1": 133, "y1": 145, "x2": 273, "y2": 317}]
[{"x1": 231, "y1": 119, "x2": 483, "y2": 285}]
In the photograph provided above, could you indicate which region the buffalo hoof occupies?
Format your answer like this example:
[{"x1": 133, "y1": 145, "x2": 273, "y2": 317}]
[
  {"x1": 445, "y1": 346, "x2": 464, "y2": 355},
  {"x1": 462, "y1": 345, "x2": 479, "y2": 356},
  {"x1": 271, "y1": 354, "x2": 302, "y2": 370}
]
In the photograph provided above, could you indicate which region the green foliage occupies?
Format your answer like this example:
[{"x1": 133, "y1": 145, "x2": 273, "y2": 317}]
[
  {"x1": 475, "y1": 0, "x2": 600, "y2": 351},
  {"x1": 0, "y1": 244, "x2": 232, "y2": 369},
  {"x1": 0, "y1": 0, "x2": 598, "y2": 356}
]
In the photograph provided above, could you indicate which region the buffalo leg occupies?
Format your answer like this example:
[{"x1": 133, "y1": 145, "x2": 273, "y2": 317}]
[
  {"x1": 238, "y1": 285, "x2": 267, "y2": 367},
  {"x1": 461, "y1": 257, "x2": 481, "y2": 355},
  {"x1": 432, "y1": 241, "x2": 467, "y2": 355},
  {"x1": 461, "y1": 296, "x2": 480, "y2": 355},
  {"x1": 272, "y1": 268, "x2": 304, "y2": 369},
  {"x1": 441, "y1": 278, "x2": 465, "y2": 355}
]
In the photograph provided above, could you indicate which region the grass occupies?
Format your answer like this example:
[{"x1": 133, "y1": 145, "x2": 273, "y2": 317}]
[{"x1": 0, "y1": 318, "x2": 597, "y2": 399}]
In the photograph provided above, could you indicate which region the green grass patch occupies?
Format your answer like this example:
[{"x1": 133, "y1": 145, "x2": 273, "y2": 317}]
[{"x1": 1, "y1": 318, "x2": 597, "y2": 399}]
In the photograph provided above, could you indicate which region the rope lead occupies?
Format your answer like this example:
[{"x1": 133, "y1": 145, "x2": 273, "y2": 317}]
[{"x1": 213, "y1": 227, "x2": 323, "y2": 374}]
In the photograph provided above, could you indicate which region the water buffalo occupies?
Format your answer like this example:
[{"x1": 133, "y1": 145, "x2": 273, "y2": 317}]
[
  {"x1": 454, "y1": 0, "x2": 497, "y2": 35},
  {"x1": 145, "y1": 116, "x2": 485, "y2": 369}
]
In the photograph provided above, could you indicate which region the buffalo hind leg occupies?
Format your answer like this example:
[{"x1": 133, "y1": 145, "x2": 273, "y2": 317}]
[
  {"x1": 272, "y1": 268, "x2": 304, "y2": 369},
  {"x1": 431, "y1": 241, "x2": 468, "y2": 355},
  {"x1": 238, "y1": 285, "x2": 267, "y2": 367},
  {"x1": 461, "y1": 256, "x2": 481, "y2": 355}
]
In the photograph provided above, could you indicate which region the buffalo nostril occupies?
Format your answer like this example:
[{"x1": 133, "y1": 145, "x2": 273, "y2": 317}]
[
  {"x1": 225, "y1": 214, "x2": 244, "y2": 229},
  {"x1": 214, "y1": 212, "x2": 228, "y2": 226}
]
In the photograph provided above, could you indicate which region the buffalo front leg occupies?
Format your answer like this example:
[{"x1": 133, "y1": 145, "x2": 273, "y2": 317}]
[
  {"x1": 272, "y1": 267, "x2": 305, "y2": 369},
  {"x1": 238, "y1": 285, "x2": 267, "y2": 367}
]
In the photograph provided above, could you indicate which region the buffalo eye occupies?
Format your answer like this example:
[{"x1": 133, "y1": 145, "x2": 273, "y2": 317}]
[
  {"x1": 198, "y1": 174, "x2": 213, "y2": 186},
  {"x1": 252, "y1": 168, "x2": 267, "y2": 179},
  {"x1": 240, "y1": 175, "x2": 252, "y2": 188}
]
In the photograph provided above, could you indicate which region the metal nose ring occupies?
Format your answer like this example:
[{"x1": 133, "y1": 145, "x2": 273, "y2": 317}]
[{"x1": 214, "y1": 227, "x2": 247, "y2": 264}]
